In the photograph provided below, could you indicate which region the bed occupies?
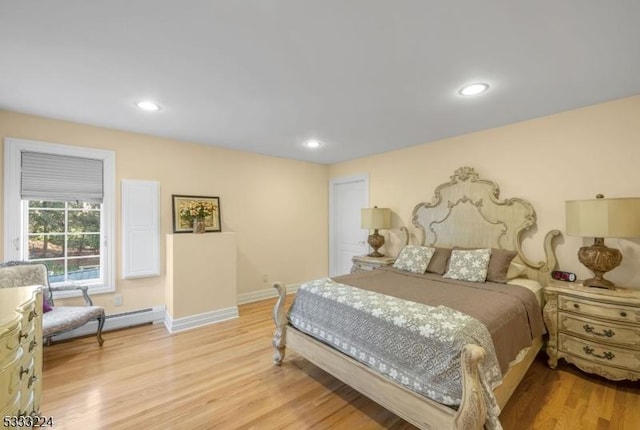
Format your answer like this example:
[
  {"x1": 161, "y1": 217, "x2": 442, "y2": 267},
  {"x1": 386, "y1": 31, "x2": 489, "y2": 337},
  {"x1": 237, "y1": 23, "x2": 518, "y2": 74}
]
[{"x1": 272, "y1": 166, "x2": 560, "y2": 430}]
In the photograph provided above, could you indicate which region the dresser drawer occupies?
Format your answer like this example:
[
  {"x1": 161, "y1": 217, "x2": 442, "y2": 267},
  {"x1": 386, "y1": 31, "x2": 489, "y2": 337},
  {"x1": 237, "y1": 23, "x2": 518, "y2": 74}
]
[
  {"x1": 0, "y1": 322, "x2": 22, "y2": 354},
  {"x1": 19, "y1": 358, "x2": 38, "y2": 413},
  {"x1": 0, "y1": 348, "x2": 24, "y2": 410},
  {"x1": 18, "y1": 302, "x2": 38, "y2": 335},
  {"x1": 559, "y1": 295, "x2": 640, "y2": 323},
  {"x1": 559, "y1": 334, "x2": 640, "y2": 371},
  {"x1": 559, "y1": 312, "x2": 640, "y2": 347}
]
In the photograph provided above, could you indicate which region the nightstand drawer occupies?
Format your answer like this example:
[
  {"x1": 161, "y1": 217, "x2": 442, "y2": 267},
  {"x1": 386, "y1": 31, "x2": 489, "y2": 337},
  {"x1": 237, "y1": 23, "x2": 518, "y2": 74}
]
[
  {"x1": 350, "y1": 256, "x2": 395, "y2": 273},
  {"x1": 352, "y1": 261, "x2": 374, "y2": 272},
  {"x1": 559, "y1": 295, "x2": 640, "y2": 323},
  {"x1": 559, "y1": 333, "x2": 640, "y2": 372},
  {"x1": 559, "y1": 334, "x2": 640, "y2": 372},
  {"x1": 559, "y1": 313, "x2": 640, "y2": 347}
]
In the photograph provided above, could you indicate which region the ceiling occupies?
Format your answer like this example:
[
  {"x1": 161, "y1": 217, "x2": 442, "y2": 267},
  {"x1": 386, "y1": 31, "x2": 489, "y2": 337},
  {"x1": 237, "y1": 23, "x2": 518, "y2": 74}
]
[{"x1": 1, "y1": 1, "x2": 639, "y2": 165}]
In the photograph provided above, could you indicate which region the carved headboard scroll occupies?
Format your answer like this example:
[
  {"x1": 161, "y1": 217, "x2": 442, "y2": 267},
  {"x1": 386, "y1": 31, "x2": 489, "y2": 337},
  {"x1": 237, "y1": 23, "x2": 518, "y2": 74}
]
[{"x1": 407, "y1": 167, "x2": 560, "y2": 284}]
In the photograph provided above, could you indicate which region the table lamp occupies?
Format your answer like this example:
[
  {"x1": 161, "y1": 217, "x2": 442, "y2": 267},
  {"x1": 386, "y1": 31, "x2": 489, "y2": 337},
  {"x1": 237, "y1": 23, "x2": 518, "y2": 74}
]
[
  {"x1": 361, "y1": 206, "x2": 391, "y2": 257},
  {"x1": 566, "y1": 195, "x2": 640, "y2": 289}
]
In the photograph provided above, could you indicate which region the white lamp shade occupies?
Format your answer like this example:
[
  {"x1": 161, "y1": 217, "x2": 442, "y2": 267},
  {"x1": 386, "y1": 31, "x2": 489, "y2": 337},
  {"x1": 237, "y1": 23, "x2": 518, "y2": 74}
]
[
  {"x1": 566, "y1": 197, "x2": 640, "y2": 238},
  {"x1": 361, "y1": 207, "x2": 391, "y2": 230}
]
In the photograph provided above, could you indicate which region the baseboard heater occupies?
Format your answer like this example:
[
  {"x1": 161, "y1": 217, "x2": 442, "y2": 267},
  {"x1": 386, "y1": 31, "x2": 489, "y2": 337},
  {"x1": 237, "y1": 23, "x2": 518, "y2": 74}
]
[{"x1": 51, "y1": 305, "x2": 166, "y2": 342}]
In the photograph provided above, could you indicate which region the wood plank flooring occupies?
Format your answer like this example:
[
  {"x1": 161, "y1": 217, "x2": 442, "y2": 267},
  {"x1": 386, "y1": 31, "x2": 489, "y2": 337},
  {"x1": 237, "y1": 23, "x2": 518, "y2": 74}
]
[{"x1": 42, "y1": 297, "x2": 640, "y2": 430}]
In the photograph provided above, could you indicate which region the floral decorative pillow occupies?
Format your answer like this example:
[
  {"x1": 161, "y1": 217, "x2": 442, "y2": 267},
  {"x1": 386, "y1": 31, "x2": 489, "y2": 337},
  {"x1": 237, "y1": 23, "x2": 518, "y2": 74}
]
[
  {"x1": 453, "y1": 247, "x2": 517, "y2": 283},
  {"x1": 443, "y1": 248, "x2": 492, "y2": 282},
  {"x1": 393, "y1": 246, "x2": 436, "y2": 274}
]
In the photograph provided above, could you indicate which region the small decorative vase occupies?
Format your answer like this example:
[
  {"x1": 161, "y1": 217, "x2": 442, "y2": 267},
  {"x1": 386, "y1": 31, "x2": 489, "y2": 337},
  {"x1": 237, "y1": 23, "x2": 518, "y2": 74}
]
[{"x1": 193, "y1": 218, "x2": 206, "y2": 234}]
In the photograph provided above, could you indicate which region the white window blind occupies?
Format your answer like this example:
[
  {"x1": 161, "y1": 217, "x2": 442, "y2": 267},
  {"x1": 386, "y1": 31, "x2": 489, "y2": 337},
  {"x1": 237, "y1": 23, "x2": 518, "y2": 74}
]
[{"x1": 21, "y1": 151, "x2": 104, "y2": 203}]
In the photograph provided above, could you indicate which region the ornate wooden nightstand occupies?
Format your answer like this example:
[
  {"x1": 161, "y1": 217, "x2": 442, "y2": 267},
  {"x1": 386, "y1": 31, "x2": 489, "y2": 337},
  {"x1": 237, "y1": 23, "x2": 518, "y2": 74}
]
[
  {"x1": 350, "y1": 255, "x2": 396, "y2": 273},
  {"x1": 543, "y1": 280, "x2": 640, "y2": 381}
]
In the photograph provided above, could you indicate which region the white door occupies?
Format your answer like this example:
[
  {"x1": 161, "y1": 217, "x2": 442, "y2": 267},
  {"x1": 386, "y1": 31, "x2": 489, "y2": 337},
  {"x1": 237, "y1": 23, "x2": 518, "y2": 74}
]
[{"x1": 329, "y1": 174, "x2": 369, "y2": 276}]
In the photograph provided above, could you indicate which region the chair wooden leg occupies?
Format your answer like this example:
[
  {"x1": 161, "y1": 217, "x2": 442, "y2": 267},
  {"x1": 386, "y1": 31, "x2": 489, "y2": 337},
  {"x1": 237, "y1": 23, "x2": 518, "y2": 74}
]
[{"x1": 96, "y1": 311, "x2": 106, "y2": 346}]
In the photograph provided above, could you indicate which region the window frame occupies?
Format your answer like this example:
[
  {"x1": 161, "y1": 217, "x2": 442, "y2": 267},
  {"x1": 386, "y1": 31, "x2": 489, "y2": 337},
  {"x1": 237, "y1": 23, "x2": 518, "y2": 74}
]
[{"x1": 4, "y1": 137, "x2": 115, "y2": 297}]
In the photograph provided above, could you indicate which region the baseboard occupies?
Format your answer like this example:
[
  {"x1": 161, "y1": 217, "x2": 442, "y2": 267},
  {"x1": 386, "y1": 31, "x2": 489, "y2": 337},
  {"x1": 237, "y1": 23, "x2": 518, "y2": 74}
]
[
  {"x1": 51, "y1": 305, "x2": 166, "y2": 342},
  {"x1": 164, "y1": 306, "x2": 239, "y2": 334},
  {"x1": 50, "y1": 282, "x2": 300, "y2": 341},
  {"x1": 237, "y1": 283, "x2": 300, "y2": 305}
]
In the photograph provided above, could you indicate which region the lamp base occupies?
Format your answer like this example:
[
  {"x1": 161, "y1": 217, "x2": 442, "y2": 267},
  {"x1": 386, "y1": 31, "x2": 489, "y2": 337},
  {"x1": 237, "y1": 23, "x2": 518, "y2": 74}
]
[
  {"x1": 583, "y1": 277, "x2": 616, "y2": 290},
  {"x1": 578, "y1": 238, "x2": 622, "y2": 290},
  {"x1": 367, "y1": 230, "x2": 385, "y2": 258}
]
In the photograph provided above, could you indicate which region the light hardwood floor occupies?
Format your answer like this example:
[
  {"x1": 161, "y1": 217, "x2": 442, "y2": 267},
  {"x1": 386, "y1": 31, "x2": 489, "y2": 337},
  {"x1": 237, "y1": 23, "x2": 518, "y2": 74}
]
[{"x1": 42, "y1": 297, "x2": 640, "y2": 430}]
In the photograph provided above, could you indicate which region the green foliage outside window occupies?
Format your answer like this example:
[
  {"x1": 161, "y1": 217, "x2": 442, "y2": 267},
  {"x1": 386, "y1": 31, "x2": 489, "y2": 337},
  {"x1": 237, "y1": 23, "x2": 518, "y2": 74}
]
[{"x1": 27, "y1": 201, "x2": 101, "y2": 281}]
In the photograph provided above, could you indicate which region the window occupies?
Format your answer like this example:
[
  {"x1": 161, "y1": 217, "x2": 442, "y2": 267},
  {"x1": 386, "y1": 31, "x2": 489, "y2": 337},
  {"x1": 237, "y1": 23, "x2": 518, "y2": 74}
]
[
  {"x1": 4, "y1": 138, "x2": 115, "y2": 296},
  {"x1": 26, "y1": 201, "x2": 102, "y2": 284}
]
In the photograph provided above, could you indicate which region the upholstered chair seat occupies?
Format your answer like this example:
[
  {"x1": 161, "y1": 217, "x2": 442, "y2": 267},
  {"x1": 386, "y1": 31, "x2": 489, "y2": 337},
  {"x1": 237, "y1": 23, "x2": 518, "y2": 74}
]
[
  {"x1": 41, "y1": 306, "x2": 105, "y2": 339},
  {"x1": 0, "y1": 261, "x2": 105, "y2": 346}
]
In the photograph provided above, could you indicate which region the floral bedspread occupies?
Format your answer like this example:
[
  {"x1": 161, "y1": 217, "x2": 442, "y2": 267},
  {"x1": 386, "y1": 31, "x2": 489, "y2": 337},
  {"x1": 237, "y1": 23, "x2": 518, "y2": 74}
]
[{"x1": 288, "y1": 278, "x2": 503, "y2": 429}]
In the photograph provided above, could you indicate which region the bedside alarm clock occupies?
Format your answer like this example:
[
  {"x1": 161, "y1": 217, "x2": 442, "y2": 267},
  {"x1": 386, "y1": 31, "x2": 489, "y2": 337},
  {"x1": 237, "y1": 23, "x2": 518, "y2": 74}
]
[{"x1": 552, "y1": 270, "x2": 577, "y2": 282}]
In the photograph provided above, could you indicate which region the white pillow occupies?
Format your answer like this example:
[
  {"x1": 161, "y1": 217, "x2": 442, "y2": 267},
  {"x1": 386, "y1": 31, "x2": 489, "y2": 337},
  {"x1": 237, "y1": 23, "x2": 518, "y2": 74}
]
[
  {"x1": 506, "y1": 261, "x2": 527, "y2": 280},
  {"x1": 443, "y1": 249, "x2": 492, "y2": 282},
  {"x1": 393, "y1": 246, "x2": 436, "y2": 274}
]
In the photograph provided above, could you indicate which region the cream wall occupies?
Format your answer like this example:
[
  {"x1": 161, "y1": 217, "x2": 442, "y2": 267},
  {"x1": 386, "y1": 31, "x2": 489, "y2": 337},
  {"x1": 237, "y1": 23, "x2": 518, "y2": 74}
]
[
  {"x1": 330, "y1": 95, "x2": 640, "y2": 289},
  {"x1": 166, "y1": 233, "x2": 237, "y2": 319},
  {"x1": 0, "y1": 110, "x2": 329, "y2": 313}
]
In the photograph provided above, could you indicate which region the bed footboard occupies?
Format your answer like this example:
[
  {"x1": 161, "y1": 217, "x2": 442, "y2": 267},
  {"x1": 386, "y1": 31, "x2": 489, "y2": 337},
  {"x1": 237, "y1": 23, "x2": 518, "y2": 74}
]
[{"x1": 455, "y1": 344, "x2": 488, "y2": 430}]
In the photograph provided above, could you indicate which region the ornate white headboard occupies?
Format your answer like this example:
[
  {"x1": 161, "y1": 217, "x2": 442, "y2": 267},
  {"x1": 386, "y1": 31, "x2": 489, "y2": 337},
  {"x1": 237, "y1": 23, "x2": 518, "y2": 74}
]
[{"x1": 403, "y1": 166, "x2": 560, "y2": 284}]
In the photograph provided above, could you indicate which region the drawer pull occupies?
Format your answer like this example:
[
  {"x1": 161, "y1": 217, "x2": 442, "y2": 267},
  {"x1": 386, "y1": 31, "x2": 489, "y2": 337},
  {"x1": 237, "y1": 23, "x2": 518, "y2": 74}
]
[
  {"x1": 583, "y1": 346, "x2": 615, "y2": 361},
  {"x1": 28, "y1": 374, "x2": 38, "y2": 388},
  {"x1": 28, "y1": 309, "x2": 39, "y2": 321},
  {"x1": 583, "y1": 324, "x2": 615, "y2": 338},
  {"x1": 19, "y1": 366, "x2": 30, "y2": 379},
  {"x1": 18, "y1": 331, "x2": 29, "y2": 341},
  {"x1": 29, "y1": 339, "x2": 38, "y2": 352},
  {"x1": 573, "y1": 303, "x2": 580, "y2": 309},
  {"x1": 620, "y1": 311, "x2": 627, "y2": 317}
]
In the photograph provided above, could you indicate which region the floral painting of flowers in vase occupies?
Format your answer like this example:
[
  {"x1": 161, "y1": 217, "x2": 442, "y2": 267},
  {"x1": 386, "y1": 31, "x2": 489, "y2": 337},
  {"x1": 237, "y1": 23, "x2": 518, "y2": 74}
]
[{"x1": 172, "y1": 195, "x2": 221, "y2": 233}]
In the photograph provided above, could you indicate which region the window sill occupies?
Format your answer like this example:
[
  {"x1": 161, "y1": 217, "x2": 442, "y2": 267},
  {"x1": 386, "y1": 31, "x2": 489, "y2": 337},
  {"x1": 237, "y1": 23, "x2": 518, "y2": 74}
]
[{"x1": 51, "y1": 283, "x2": 115, "y2": 299}]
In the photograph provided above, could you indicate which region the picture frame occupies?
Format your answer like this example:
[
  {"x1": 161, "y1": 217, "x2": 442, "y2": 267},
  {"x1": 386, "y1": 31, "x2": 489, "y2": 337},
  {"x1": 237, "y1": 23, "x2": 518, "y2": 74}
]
[{"x1": 172, "y1": 195, "x2": 221, "y2": 233}]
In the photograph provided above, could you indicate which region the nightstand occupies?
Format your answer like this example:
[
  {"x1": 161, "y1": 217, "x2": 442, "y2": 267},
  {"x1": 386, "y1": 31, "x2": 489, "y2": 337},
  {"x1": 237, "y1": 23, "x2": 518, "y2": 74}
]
[
  {"x1": 543, "y1": 280, "x2": 640, "y2": 381},
  {"x1": 350, "y1": 255, "x2": 395, "y2": 273}
]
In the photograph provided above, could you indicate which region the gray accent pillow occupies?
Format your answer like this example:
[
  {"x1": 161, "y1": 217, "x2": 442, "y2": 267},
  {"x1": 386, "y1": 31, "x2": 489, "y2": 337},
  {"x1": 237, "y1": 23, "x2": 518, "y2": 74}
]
[
  {"x1": 443, "y1": 248, "x2": 492, "y2": 282},
  {"x1": 393, "y1": 246, "x2": 436, "y2": 274},
  {"x1": 426, "y1": 247, "x2": 452, "y2": 275},
  {"x1": 486, "y1": 249, "x2": 518, "y2": 283}
]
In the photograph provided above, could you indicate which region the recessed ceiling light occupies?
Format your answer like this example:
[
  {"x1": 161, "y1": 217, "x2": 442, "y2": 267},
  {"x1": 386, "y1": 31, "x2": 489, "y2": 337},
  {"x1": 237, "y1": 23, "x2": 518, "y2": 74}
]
[
  {"x1": 136, "y1": 100, "x2": 161, "y2": 111},
  {"x1": 304, "y1": 139, "x2": 321, "y2": 149},
  {"x1": 459, "y1": 83, "x2": 490, "y2": 96}
]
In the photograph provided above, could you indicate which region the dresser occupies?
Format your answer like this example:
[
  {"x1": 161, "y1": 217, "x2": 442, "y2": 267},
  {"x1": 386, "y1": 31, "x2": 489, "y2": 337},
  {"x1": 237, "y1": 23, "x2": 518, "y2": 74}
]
[
  {"x1": 543, "y1": 280, "x2": 640, "y2": 381},
  {"x1": 0, "y1": 286, "x2": 43, "y2": 419},
  {"x1": 350, "y1": 255, "x2": 396, "y2": 273}
]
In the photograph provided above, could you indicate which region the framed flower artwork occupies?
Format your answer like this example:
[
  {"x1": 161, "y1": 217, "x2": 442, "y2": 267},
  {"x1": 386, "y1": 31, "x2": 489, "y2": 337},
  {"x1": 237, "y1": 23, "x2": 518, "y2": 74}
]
[{"x1": 172, "y1": 195, "x2": 221, "y2": 233}]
